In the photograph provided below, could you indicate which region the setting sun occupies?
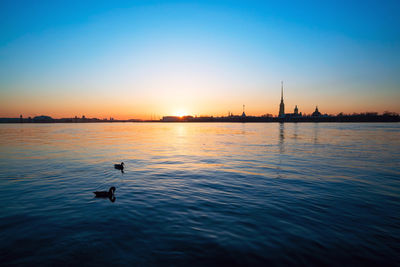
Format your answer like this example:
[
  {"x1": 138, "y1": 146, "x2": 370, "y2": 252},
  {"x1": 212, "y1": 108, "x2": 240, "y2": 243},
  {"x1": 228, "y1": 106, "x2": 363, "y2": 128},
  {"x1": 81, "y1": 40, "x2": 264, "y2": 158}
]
[{"x1": 174, "y1": 110, "x2": 188, "y2": 117}]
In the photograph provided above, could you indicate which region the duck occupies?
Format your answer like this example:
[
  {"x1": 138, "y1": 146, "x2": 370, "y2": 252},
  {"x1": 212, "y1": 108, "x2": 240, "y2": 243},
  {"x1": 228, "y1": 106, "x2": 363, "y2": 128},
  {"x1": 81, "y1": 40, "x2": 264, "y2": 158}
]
[
  {"x1": 114, "y1": 162, "x2": 125, "y2": 170},
  {"x1": 94, "y1": 186, "x2": 116, "y2": 198}
]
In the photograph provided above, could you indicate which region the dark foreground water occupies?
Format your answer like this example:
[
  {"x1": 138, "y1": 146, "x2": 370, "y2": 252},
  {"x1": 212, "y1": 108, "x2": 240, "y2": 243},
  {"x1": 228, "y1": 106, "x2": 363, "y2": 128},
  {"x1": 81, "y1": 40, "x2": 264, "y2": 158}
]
[{"x1": 0, "y1": 123, "x2": 399, "y2": 266}]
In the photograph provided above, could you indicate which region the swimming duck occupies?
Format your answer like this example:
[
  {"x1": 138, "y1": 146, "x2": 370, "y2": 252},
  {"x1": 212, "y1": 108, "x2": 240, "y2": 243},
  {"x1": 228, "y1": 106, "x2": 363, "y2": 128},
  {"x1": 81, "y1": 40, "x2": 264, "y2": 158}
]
[
  {"x1": 114, "y1": 162, "x2": 125, "y2": 170},
  {"x1": 94, "y1": 186, "x2": 116, "y2": 198}
]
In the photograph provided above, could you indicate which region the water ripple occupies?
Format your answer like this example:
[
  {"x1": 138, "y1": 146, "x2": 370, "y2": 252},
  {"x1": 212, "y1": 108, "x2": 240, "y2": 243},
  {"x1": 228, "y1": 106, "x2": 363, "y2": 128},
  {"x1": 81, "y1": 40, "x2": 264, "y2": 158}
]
[{"x1": 0, "y1": 122, "x2": 399, "y2": 265}]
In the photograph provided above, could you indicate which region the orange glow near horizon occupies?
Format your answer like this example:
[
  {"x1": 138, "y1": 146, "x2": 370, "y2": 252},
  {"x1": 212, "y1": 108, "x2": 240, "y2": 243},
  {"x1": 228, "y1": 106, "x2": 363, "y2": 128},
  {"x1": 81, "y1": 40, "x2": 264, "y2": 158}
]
[
  {"x1": 1, "y1": 91, "x2": 399, "y2": 120},
  {"x1": 0, "y1": 73, "x2": 399, "y2": 120}
]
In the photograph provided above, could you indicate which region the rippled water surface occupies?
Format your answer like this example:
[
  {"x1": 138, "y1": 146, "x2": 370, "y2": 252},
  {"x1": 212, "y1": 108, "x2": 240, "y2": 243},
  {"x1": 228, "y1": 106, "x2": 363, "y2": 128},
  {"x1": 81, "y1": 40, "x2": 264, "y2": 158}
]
[{"x1": 0, "y1": 123, "x2": 399, "y2": 266}]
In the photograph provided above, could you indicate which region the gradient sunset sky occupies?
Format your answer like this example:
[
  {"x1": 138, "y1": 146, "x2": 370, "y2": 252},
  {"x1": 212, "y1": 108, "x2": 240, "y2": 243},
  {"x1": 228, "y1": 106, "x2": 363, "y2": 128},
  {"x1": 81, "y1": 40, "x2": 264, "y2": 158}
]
[{"x1": 1, "y1": 0, "x2": 399, "y2": 119}]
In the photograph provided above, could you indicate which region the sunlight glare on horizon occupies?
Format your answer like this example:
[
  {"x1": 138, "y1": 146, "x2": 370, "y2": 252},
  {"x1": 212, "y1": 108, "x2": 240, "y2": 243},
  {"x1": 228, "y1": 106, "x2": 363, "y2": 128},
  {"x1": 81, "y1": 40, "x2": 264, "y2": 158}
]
[{"x1": 173, "y1": 110, "x2": 188, "y2": 118}]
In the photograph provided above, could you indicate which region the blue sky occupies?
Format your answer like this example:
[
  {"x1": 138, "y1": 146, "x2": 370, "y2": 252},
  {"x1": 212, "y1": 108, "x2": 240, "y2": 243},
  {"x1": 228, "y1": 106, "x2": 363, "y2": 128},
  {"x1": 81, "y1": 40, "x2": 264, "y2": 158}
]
[{"x1": 0, "y1": 0, "x2": 399, "y2": 118}]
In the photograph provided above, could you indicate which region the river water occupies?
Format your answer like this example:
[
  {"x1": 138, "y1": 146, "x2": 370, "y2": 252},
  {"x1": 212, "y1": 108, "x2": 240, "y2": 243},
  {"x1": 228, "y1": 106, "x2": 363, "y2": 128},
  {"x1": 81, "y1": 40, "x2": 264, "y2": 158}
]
[{"x1": 0, "y1": 123, "x2": 399, "y2": 266}]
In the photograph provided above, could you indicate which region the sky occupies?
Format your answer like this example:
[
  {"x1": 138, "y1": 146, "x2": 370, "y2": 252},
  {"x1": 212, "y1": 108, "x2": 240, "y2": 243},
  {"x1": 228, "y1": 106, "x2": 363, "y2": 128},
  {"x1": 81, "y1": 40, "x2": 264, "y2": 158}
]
[{"x1": 0, "y1": 0, "x2": 399, "y2": 119}]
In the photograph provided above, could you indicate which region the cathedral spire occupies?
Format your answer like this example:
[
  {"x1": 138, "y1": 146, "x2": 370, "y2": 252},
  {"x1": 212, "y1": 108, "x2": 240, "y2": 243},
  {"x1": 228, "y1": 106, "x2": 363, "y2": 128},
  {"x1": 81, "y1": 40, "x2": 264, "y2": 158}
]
[{"x1": 279, "y1": 81, "x2": 285, "y2": 117}]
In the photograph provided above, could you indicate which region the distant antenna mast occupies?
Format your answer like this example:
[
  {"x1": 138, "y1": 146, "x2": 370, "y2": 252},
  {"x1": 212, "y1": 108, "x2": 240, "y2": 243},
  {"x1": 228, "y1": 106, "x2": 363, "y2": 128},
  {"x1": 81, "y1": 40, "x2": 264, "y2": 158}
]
[{"x1": 243, "y1": 104, "x2": 245, "y2": 113}]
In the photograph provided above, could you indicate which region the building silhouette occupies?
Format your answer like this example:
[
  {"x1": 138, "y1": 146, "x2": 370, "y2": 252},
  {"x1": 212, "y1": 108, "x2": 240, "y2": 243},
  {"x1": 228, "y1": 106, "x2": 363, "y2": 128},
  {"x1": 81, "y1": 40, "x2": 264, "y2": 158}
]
[
  {"x1": 279, "y1": 81, "x2": 285, "y2": 117},
  {"x1": 312, "y1": 106, "x2": 321, "y2": 116},
  {"x1": 278, "y1": 82, "x2": 302, "y2": 118}
]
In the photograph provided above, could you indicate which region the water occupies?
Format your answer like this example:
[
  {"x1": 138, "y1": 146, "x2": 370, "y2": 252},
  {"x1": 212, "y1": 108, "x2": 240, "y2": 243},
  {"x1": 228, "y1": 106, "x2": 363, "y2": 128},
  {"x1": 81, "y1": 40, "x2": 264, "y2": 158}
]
[{"x1": 0, "y1": 123, "x2": 399, "y2": 266}]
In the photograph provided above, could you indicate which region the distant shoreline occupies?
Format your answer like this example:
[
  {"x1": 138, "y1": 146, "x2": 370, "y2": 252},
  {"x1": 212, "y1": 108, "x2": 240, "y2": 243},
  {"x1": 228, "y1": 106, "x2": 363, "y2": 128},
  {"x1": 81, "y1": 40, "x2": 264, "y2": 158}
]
[{"x1": 1, "y1": 116, "x2": 399, "y2": 123}]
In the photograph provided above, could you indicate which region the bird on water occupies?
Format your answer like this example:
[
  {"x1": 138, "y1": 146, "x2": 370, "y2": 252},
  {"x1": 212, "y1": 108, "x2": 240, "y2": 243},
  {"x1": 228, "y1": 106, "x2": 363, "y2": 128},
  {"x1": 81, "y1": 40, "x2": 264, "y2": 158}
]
[
  {"x1": 94, "y1": 186, "x2": 116, "y2": 198},
  {"x1": 114, "y1": 162, "x2": 125, "y2": 171}
]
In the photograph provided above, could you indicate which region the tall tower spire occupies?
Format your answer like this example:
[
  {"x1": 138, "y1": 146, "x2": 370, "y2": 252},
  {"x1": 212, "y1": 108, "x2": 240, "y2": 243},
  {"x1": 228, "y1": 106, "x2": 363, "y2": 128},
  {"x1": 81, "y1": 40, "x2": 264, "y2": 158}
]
[{"x1": 279, "y1": 81, "x2": 285, "y2": 117}]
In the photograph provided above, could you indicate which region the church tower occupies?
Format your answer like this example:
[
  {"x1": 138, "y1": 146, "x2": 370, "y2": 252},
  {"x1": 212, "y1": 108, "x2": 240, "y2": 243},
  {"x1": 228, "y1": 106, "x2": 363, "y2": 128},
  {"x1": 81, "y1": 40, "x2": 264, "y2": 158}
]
[{"x1": 279, "y1": 81, "x2": 285, "y2": 117}]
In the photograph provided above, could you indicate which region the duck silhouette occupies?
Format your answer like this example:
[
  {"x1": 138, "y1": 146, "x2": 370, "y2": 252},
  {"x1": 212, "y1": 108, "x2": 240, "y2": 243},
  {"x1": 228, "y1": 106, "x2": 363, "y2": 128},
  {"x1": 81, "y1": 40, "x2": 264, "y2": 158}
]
[
  {"x1": 94, "y1": 186, "x2": 116, "y2": 198},
  {"x1": 114, "y1": 162, "x2": 125, "y2": 171}
]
